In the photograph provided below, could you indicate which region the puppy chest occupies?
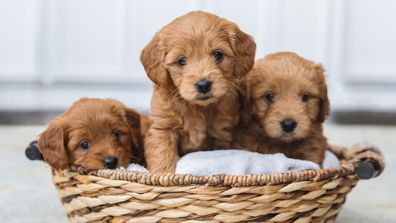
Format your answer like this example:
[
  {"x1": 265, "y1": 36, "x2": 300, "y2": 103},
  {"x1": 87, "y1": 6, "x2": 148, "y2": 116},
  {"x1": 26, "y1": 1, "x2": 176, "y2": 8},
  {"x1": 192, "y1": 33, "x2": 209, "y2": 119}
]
[
  {"x1": 179, "y1": 129, "x2": 207, "y2": 153},
  {"x1": 179, "y1": 119, "x2": 208, "y2": 152}
]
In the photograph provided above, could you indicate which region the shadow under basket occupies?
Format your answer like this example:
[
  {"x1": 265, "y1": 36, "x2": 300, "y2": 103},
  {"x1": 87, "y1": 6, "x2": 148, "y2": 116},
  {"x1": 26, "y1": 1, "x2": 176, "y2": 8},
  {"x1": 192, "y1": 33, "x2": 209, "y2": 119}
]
[{"x1": 52, "y1": 144, "x2": 385, "y2": 223}]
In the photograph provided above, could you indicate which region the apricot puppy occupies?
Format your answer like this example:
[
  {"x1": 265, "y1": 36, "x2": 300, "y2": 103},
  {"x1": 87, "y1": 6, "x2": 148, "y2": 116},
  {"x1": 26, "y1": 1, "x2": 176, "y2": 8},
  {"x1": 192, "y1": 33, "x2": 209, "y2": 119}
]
[
  {"x1": 234, "y1": 52, "x2": 329, "y2": 165},
  {"x1": 38, "y1": 98, "x2": 148, "y2": 170},
  {"x1": 141, "y1": 11, "x2": 256, "y2": 173}
]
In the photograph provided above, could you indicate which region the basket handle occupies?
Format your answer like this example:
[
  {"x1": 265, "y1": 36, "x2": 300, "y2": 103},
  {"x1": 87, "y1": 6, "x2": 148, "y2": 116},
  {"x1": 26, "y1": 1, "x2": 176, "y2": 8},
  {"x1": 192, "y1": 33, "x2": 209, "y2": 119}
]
[
  {"x1": 332, "y1": 144, "x2": 385, "y2": 180},
  {"x1": 25, "y1": 140, "x2": 44, "y2": 161}
]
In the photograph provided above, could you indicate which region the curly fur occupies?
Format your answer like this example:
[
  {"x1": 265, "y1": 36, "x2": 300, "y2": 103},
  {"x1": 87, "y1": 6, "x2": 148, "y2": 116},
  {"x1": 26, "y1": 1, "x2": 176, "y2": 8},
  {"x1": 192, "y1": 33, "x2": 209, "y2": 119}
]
[
  {"x1": 141, "y1": 11, "x2": 256, "y2": 173},
  {"x1": 37, "y1": 98, "x2": 148, "y2": 170},
  {"x1": 234, "y1": 52, "x2": 330, "y2": 165}
]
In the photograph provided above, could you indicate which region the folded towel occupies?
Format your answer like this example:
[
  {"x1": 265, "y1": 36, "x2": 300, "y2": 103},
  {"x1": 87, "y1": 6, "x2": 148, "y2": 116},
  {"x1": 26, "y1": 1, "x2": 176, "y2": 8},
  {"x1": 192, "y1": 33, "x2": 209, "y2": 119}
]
[{"x1": 176, "y1": 149, "x2": 326, "y2": 176}]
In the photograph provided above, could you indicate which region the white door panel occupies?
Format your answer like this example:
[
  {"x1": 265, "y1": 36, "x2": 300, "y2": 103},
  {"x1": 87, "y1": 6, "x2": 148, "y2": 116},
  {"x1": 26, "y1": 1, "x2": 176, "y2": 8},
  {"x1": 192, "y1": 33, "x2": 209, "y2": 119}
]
[
  {"x1": 342, "y1": 0, "x2": 396, "y2": 82},
  {"x1": 205, "y1": 0, "x2": 261, "y2": 34},
  {"x1": 45, "y1": 0, "x2": 126, "y2": 82},
  {"x1": 260, "y1": 0, "x2": 329, "y2": 61},
  {"x1": 326, "y1": 0, "x2": 396, "y2": 111},
  {"x1": 0, "y1": 0, "x2": 395, "y2": 112},
  {"x1": 0, "y1": 0, "x2": 38, "y2": 81}
]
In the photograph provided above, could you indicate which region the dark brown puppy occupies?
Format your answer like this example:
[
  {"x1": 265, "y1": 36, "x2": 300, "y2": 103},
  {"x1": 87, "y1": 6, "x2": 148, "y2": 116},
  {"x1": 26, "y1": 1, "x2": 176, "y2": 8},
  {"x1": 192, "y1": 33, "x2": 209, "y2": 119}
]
[
  {"x1": 141, "y1": 11, "x2": 256, "y2": 173},
  {"x1": 38, "y1": 98, "x2": 148, "y2": 170},
  {"x1": 234, "y1": 52, "x2": 329, "y2": 165}
]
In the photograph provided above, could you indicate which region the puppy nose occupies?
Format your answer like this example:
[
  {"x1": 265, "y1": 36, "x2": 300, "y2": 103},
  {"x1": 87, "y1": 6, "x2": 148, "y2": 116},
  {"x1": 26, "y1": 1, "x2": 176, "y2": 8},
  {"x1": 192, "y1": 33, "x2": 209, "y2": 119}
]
[
  {"x1": 103, "y1": 156, "x2": 118, "y2": 169},
  {"x1": 196, "y1": 79, "x2": 212, "y2": 94},
  {"x1": 281, "y1": 119, "x2": 297, "y2": 133}
]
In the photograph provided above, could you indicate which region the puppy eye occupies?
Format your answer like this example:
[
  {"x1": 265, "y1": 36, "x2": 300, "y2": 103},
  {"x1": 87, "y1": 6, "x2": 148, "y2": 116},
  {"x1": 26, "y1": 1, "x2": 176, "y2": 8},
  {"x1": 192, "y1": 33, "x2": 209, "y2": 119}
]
[
  {"x1": 112, "y1": 130, "x2": 120, "y2": 140},
  {"x1": 80, "y1": 140, "x2": 90, "y2": 150},
  {"x1": 177, "y1": 57, "x2": 186, "y2": 67},
  {"x1": 302, "y1": 94, "x2": 310, "y2": 102},
  {"x1": 264, "y1": 93, "x2": 274, "y2": 103},
  {"x1": 213, "y1": 50, "x2": 224, "y2": 62}
]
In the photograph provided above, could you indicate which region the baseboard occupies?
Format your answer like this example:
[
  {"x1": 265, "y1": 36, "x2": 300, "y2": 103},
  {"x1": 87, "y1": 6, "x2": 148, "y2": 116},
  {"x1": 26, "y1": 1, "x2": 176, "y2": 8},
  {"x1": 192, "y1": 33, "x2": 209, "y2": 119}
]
[{"x1": 331, "y1": 111, "x2": 396, "y2": 125}]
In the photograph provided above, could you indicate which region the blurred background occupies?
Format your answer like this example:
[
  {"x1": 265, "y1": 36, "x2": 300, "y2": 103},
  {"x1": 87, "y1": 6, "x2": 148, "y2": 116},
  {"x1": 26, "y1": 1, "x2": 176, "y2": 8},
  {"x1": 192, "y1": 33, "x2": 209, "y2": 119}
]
[
  {"x1": 0, "y1": 0, "x2": 395, "y2": 222},
  {"x1": 1, "y1": 0, "x2": 396, "y2": 123}
]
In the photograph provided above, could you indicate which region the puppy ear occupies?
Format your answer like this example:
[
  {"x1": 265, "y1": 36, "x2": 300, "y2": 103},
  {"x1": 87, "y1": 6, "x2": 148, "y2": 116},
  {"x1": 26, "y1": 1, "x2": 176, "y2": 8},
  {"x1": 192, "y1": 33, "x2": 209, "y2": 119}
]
[
  {"x1": 315, "y1": 64, "x2": 330, "y2": 122},
  {"x1": 125, "y1": 108, "x2": 141, "y2": 129},
  {"x1": 140, "y1": 36, "x2": 170, "y2": 86},
  {"x1": 231, "y1": 28, "x2": 256, "y2": 79},
  {"x1": 124, "y1": 108, "x2": 145, "y2": 165},
  {"x1": 38, "y1": 120, "x2": 69, "y2": 170}
]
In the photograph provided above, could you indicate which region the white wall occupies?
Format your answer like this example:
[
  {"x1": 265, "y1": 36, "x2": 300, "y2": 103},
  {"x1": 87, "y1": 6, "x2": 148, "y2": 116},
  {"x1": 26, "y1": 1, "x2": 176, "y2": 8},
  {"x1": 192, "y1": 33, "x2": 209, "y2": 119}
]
[{"x1": 0, "y1": 0, "x2": 395, "y2": 112}]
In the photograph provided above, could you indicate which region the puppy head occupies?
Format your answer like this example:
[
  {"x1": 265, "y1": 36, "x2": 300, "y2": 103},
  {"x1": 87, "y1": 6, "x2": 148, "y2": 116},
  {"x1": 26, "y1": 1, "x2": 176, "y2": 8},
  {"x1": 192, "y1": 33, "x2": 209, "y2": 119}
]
[
  {"x1": 141, "y1": 11, "x2": 256, "y2": 106},
  {"x1": 247, "y1": 52, "x2": 329, "y2": 142},
  {"x1": 38, "y1": 98, "x2": 144, "y2": 170}
]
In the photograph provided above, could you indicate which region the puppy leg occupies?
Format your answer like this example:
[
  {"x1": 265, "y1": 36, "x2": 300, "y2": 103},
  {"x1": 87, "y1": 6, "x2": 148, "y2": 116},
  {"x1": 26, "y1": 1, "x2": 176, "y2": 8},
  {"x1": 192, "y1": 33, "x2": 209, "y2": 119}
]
[
  {"x1": 145, "y1": 128, "x2": 179, "y2": 173},
  {"x1": 289, "y1": 145, "x2": 326, "y2": 166},
  {"x1": 300, "y1": 149, "x2": 325, "y2": 166}
]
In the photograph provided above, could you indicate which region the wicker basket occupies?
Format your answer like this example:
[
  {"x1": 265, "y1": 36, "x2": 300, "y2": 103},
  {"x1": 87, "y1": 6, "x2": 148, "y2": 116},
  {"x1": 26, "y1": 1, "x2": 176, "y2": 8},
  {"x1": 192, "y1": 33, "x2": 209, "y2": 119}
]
[{"x1": 52, "y1": 144, "x2": 384, "y2": 223}]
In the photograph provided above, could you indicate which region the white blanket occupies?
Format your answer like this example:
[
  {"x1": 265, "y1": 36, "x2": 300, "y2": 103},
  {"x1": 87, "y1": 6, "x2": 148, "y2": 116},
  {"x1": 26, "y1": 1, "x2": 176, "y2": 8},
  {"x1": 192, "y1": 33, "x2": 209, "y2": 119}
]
[
  {"x1": 175, "y1": 150, "x2": 339, "y2": 176},
  {"x1": 125, "y1": 149, "x2": 340, "y2": 176},
  {"x1": 323, "y1": 150, "x2": 340, "y2": 169},
  {"x1": 126, "y1": 163, "x2": 149, "y2": 172}
]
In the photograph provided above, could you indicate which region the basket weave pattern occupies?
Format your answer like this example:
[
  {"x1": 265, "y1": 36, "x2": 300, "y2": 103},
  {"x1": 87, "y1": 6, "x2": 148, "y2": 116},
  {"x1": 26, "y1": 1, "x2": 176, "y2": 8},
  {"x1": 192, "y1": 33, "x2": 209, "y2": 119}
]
[{"x1": 52, "y1": 144, "x2": 384, "y2": 223}]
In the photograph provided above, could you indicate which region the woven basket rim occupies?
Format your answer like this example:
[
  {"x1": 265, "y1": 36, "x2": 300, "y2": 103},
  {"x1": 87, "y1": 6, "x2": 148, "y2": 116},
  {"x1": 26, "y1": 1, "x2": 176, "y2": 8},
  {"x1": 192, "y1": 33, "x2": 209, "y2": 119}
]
[
  {"x1": 59, "y1": 144, "x2": 385, "y2": 187},
  {"x1": 67, "y1": 164, "x2": 354, "y2": 187}
]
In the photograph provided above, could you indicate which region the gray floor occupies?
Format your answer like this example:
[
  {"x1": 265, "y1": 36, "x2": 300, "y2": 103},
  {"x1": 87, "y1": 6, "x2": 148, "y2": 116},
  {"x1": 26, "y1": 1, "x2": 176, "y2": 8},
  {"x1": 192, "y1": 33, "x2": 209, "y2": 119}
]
[{"x1": 0, "y1": 124, "x2": 395, "y2": 223}]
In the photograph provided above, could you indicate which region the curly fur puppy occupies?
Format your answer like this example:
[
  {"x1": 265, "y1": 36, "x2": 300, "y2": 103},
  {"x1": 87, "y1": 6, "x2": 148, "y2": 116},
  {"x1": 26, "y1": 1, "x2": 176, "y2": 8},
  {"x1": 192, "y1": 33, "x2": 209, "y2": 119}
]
[
  {"x1": 234, "y1": 52, "x2": 329, "y2": 165},
  {"x1": 141, "y1": 11, "x2": 256, "y2": 173},
  {"x1": 38, "y1": 98, "x2": 148, "y2": 170}
]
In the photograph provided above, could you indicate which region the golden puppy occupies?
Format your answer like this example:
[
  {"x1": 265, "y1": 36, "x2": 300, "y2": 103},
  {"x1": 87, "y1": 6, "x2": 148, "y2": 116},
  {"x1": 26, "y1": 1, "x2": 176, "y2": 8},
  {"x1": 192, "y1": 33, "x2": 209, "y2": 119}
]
[
  {"x1": 141, "y1": 11, "x2": 256, "y2": 173},
  {"x1": 38, "y1": 98, "x2": 148, "y2": 170},
  {"x1": 234, "y1": 52, "x2": 329, "y2": 165}
]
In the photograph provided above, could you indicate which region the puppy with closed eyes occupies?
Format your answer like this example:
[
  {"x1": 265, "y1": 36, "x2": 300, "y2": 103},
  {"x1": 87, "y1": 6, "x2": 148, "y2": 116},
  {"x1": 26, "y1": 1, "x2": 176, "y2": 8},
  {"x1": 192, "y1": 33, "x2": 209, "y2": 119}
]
[
  {"x1": 141, "y1": 11, "x2": 256, "y2": 173},
  {"x1": 234, "y1": 52, "x2": 330, "y2": 165},
  {"x1": 37, "y1": 98, "x2": 148, "y2": 170}
]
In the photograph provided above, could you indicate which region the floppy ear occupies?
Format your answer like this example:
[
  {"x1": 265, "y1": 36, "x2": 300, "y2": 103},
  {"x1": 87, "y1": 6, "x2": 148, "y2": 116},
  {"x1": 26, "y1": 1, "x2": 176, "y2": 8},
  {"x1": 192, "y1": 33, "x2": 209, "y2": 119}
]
[
  {"x1": 124, "y1": 108, "x2": 145, "y2": 165},
  {"x1": 140, "y1": 35, "x2": 170, "y2": 86},
  {"x1": 38, "y1": 120, "x2": 69, "y2": 170},
  {"x1": 315, "y1": 64, "x2": 330, "y2": 123},
  {"x1": 231, "y1": 27, "x2": 256, "y2": 79}
]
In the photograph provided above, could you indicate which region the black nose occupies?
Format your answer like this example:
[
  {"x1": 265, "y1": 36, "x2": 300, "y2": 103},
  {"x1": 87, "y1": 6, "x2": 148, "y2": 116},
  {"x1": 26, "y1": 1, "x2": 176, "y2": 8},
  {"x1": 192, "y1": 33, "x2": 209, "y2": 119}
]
[
  {"x1": 196, "y1": 79, "x2": 212, "y2": 94},
  {"x1": 281, "y1": 119, "x2": 297, "y2": 133},
  {"x1": 103, "y1": 156, "x2": 118, "y2": 169}
]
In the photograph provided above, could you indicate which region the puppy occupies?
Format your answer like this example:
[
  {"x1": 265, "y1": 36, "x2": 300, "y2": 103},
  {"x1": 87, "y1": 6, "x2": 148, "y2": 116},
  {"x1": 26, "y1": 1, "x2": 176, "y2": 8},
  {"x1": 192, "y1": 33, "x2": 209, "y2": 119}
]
[
  {"x1": 141, "y1": 11, "x2": 256, "y2": 173},
  {"x1": 37, "y1": 98, "x2": 148, "y2": 170},
  {"x1": 234, "y1": 52, "x2": 329, "y2": 165}
]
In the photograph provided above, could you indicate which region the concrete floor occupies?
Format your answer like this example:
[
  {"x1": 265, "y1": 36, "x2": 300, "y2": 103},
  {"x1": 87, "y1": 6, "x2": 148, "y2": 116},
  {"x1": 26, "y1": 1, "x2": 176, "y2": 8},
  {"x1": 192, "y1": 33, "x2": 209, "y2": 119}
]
[{"x1": 0, "y1": 124, "x2": 395, "y2": 223}]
